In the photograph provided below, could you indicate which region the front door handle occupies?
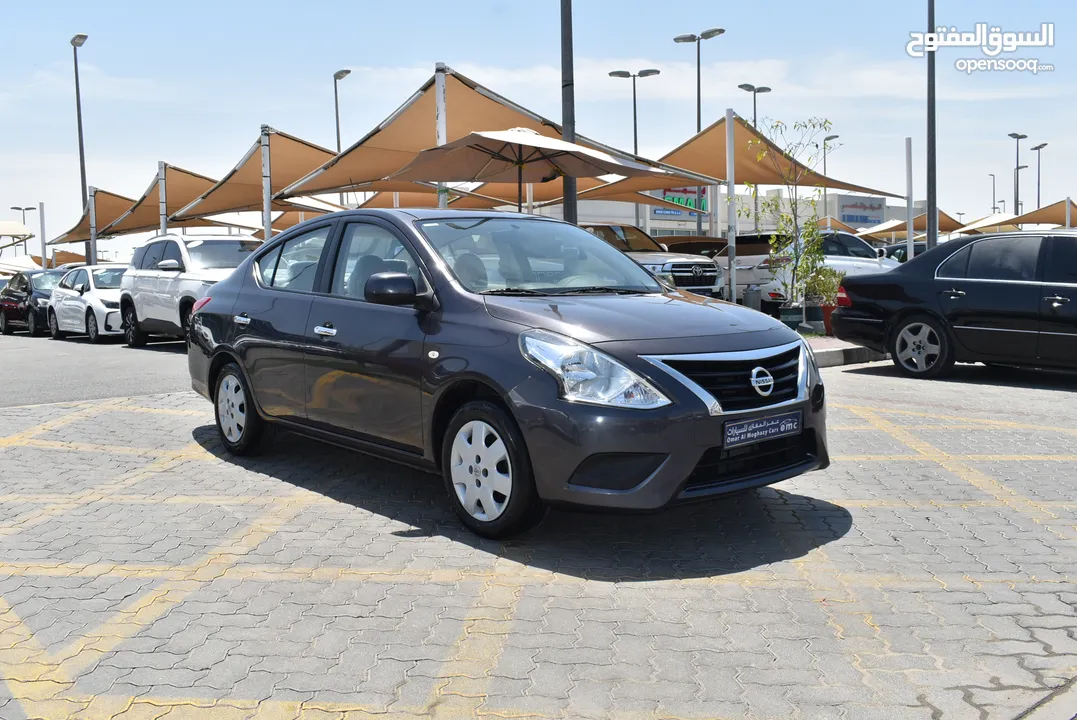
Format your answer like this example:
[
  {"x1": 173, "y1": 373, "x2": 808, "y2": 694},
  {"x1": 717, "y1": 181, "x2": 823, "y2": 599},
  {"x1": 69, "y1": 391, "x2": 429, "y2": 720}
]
[
  {"x1": 1045, "y1": 295, "x2": 1071, "y2": 305},
  {"x1": 313, "y1": 324, "x2": 337, "y2": 337},
  {"x1": 942, "y1": 289, "x2": 966, "y2": 298},
  {"x1": 233, "y1": 314, "x2": 251, "y2": 326}
]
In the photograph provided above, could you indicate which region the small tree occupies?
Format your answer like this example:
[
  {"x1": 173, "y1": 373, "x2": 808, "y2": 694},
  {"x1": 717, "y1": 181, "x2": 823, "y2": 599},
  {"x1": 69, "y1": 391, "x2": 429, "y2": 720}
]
[{"x1": 743, "y1": 118, "x2": 837, "y2": 316}]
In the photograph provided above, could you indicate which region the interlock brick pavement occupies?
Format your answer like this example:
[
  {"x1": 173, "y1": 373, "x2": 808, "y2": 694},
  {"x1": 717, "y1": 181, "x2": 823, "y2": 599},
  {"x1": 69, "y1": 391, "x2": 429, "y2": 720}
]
[{"x1": 1, "y1": 362, "x2": 1076, "y2": 719}]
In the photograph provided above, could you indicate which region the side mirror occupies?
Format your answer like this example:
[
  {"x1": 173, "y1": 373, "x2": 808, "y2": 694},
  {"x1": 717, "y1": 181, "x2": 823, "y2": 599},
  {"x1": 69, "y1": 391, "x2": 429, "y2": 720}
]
[
  {"x1": 77, "y1": 283, "x2": 88, "y2": 295},
  {"x1": 157, "y1": 259, "x2": 183, "y2": 272},
  {"x1": 876, "y1": 248, "x2": 886, "y2": 259},
  {"x1": 365, "y1": 272, "x2": 417, "y2": 306}
]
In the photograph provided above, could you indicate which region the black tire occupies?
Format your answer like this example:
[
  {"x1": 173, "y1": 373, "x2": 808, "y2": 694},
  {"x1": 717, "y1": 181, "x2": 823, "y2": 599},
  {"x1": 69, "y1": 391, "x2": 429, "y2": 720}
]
[
  {"x1": 86, "y1": 310, "x2": 102, "y2": 344},
  {"x1": 0, "y1": 311, "x2": 10, "y2": 335},
  {"x1": 123, "y1": 305, "x2": 147, "y2": 348},
  {"x1": 213, "y1": 363, "x2": 270, "y2": 456},
  {"x1": 440, "y1": 400, "x2": 546, "y2": 539},
  {"x1": 48, "y1": 310, "x2": 66, "y2": 340},
  {"x1": 179, "y1": 303, "x2": 193, "y2": 338},
  {"x1": 26, "y1": 311, "x2": 42, "y2": 337},
  {"x1": 889, "y1": 314, "x2": 954, "y2": 379}
]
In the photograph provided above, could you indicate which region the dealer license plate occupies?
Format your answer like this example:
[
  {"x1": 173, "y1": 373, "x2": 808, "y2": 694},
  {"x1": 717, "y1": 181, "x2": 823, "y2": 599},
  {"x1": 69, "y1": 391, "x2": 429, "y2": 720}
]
[{"x1": 723, "y1": 410, "x2": 802, "y2": 449}]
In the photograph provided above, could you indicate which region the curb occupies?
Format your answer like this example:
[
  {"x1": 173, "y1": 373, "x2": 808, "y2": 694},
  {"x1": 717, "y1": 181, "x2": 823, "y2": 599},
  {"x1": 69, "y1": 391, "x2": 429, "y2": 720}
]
[
  {"x1": 1014, "y1": 681, "x2": 1077, "y2": 720},
  {"x1": 812, "y1": 345, "x2": 888, "y2": 369}
]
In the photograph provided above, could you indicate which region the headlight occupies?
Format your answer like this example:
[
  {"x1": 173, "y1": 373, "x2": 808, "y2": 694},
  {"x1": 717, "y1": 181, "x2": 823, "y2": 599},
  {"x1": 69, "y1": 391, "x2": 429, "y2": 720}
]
[
  {"x1": 102, "y1": 300, "x2": 119, "y2": 309},
  {"x1": 801, "y1": 338, "x2": 822, "y2": 385},
  {"x1": 642, "y1": 265, "x2": 675, "y2": 286},
  {"x1": 35, "y1": 297, "x2": 50, "y2": 307},
  {"x1": 520, "y1": 329, "x2": 671, "y2": 409}
]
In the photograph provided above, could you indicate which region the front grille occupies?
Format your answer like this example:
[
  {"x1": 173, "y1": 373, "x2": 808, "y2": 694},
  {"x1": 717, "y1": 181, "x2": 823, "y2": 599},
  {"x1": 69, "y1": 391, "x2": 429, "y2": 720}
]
[
  {"x1": 682, "y1": 432, "x2": 816, "y2": 494},
  {"x1": 664, "y1": 346, "x2": 801, "y2": 413},
  {"x1": 670, "y1": 263, "x2": 718, "y2": 288}
]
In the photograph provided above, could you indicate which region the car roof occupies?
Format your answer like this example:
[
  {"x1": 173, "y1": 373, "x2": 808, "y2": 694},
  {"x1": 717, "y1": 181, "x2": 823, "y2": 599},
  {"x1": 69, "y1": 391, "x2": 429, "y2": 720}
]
[
  {"x1": 137, "y1": 233, "x2": 259, "y2": 246},
  {"x1": 357, "y1": 208, "x2": 558, "y2": 222}
]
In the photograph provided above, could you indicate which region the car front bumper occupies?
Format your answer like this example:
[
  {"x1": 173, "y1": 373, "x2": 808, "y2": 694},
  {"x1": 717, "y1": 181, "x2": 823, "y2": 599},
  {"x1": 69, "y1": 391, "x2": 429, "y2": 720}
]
[
  {"x1": 508, "y1": 372, "x2": 828, "y2": 512},
  {"x1": 100, "y1": 309, "x2": 124, "y2": 334}
]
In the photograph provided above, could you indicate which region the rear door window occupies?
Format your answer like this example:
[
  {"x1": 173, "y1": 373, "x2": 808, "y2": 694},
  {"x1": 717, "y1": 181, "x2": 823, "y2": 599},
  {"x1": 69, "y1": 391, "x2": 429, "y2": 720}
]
[
  {"x1": 840, "y1": 234, "x2": 878, "y2": 259},
  {"x1": 937, "y1": 246, "x2": 970, "y2": 279},
  {"x1": 966, "y1": 236, "x2": 1041, "y2": 281},
  {"x1": 131, "y1": 246, "x2": 148, "y2": 269},
  {"x1": 821, "y1": 237, "x2": 845, "y2": 256},
  {"x1": 261, "y1": 226, "x2": 332, "y2": 292}
]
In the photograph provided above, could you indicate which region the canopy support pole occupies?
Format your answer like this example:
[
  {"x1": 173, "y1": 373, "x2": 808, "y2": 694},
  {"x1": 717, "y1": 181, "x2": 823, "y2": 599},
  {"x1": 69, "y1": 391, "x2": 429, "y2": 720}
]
[
  {"x1": 725, "y1": 108, "x2": 737, "y2": 303},
  {"x1": 88, "y1": 187, "x2": 97, "y2": 265},
  {"x1": 158, "y1": 161, "x2": 168, "y2": 236},
  {"x1": 526, "y1": 183, "x2": 534, "y2": 214},
  {"x1": 906, "y1": 137, "x2": 914, "y2": 261},
  {"x1": 393, "y1": 192, "x2": 399, "y2": 208},
  {"x1": 1067, "y1": 198, "x2": 1072, "y2": 228},
  {"x1": 435, "y1": 63, "x2": 449, "y2": 209},
  {"x1": 261, "y1": 126, "x2": 273, "y2": 240},
  {"x1": 709, "y1": 185, "x2": 718, "y2": 237},
  {"x1": 38, "y1": 202, "x2": 46, "y2": 269}
]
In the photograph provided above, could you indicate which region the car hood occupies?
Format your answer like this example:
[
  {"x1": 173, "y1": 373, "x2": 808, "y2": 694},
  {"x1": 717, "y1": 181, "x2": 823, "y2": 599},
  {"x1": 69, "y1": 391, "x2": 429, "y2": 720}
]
[
  {"x1": 94, "y1": 288, "x2": 121, "y2": 303},
  {"x1": 190, "y1": 267, "x2": 237, "y2": 283},
  {"x1": 483, "y1": 291, "x2": 797, "y2": 348},
  {"x1": 626, "y1": 251, "x2": 714, "y2": 265}
]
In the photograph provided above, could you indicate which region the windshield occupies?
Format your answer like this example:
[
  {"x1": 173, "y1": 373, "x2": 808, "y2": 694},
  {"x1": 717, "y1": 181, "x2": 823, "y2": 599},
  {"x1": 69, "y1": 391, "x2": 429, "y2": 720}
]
[
  {"x1": 585, "y1": 225, "x2": 664, "y2": 252},
  {"x1": 30, "y1": 272, "x2": 64, "y2": 291},
  {"x1": 185, "y1": 239, "x2": 261, "y2": 270},
  {"x1": 417, "y1": 218, "x2": 663, "y2": 295},
  {"x1": 92, "y1": 268, "x2": 125, "y2": 289}
]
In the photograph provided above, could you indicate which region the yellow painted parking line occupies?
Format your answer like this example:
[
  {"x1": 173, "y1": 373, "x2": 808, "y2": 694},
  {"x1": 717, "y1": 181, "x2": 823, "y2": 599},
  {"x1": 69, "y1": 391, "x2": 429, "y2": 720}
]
[
  {"x1": 832, "y1": 453, "x2": 1077, "y2": 463},
  {"x1": 0, "y1": 399, "x2": 123, "y2": 448},
  {"x1": 110, "y1": 406, "x2": 210, "y2": 418},
  {"x1": 833, "y1": 403, "x2": 1077, "y2": 437},
  {"x1": 848, "y1": 407, "x2": 1077, "y2": 542}
]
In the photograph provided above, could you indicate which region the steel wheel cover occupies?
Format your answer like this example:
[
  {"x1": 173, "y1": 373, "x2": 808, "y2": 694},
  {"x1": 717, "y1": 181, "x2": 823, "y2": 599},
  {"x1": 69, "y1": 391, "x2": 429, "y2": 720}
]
[
  {"x1": 896, "y1": 322, "x2": 942, "y2": 373},
  {"x1": 217, "y1": 374, "x2": 247, "y2": 444},
  {"x1": 449, "y1": 420, "x2": 512, "y2": 522}
]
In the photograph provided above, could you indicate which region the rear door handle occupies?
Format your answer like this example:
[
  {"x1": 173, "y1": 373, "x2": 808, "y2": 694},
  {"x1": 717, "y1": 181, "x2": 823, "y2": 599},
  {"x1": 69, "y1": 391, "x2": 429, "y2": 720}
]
[
  {"x1": 1044, "y1": 295, "x2": 1071, "y2": 305},
  {"x1": 942, "y1": 289, "x2": 965, "y2": 298},
  {"x1": 233, "y1": 314, "x2": 250, "y2": 326},
  {"x1": 314, "y1": 325, "x2": 337, "y2": 337}
]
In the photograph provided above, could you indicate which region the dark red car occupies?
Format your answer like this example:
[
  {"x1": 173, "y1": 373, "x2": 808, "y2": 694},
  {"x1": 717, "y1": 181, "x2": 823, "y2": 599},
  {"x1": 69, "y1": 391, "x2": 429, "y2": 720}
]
[{"x1": 0, "y1": 270, "x2": 66, "y2": 336}]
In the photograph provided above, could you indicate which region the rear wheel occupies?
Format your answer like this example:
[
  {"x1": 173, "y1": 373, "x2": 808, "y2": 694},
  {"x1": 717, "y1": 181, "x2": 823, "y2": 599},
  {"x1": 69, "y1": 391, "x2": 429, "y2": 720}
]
[
  {"x1": 124, "y1": 305, "x2": 146, "y2": 348},
  {"x1": 86, "y1": 310, "x2": 102, "y2": 344},
  {"x1": 0, "y1": 311, "x2": 10, "y2": 335},
  {"x1": 441, "y1": 401, "x2": 546, "y2": 538},
  {"x1": 48, "y1": 310, "x2": 66, "y2": 340},
  {"x1": 214, "y1": 363, "x2": 269, "y2": 455},
  {"x1": 890, "y1": 315, "x2": 954, "y2": 379},
  {"x1": 27, "y1": 311, "x2": 41, "y2": 337}
]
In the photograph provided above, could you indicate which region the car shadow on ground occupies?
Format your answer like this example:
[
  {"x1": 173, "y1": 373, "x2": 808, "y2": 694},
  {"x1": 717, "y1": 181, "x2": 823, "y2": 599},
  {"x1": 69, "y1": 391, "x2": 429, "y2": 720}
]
[
  {"x1": 844, "y1": 362, "x2": 1077, "y2": 392},
  {"x1": 123, "y1": 340, "x2": 187, "y2": 353},
  {"x1": 191, "y1": 425, "x2": 851, "y2": 582}
]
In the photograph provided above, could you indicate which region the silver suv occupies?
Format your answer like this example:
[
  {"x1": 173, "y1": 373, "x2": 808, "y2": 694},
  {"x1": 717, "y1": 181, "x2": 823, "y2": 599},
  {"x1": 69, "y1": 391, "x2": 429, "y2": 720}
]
[
  {"x1": 120, "y1": 234, "x2": 261, "y2": 346},
  {"x1": 580, "y1": 223, "x2": 725, "y2": 297}
]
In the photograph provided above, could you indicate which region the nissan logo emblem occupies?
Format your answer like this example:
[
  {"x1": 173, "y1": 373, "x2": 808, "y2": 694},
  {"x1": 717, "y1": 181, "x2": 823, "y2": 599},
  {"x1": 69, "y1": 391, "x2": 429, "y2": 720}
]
[
  {"x1": 750, "y1": 367, "x2": 775, "y2": 397},
  {"x1": 691, "y1": 265, "x2": 704, "y2": 277}
]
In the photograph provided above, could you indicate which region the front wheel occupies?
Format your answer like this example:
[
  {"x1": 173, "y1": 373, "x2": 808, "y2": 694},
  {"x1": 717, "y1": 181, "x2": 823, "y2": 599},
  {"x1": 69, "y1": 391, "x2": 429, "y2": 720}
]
[
  {"x1": 27, "y1": 311, "x2": 42, "y2": 337},
  {"x1": 441, "y1": 401, "x2": 546, "y2": 539},
  {"x1": 123, "y1": 306, "x2": 146, "y2": 348},
  {"x1": 214, "y1": 363, "x2": 269, "y2": 455},
  {"x1": 0, "y1": 311, "x2": 10, "y2": 335},
  {"x1": 48, "y1": 310, "x2": 66, "y2": 340},
  {"x1": 890, "y1": 315, "x2": 954, "y2": 379},
  {"x1": 86, "y1": 311, "x2": 102, "y2": 344}
]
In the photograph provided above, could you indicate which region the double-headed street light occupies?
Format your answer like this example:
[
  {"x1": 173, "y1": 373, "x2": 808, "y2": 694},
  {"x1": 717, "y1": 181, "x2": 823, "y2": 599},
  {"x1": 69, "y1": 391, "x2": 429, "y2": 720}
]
[
  {"x1": 332, "y1": 69, "x2": 351, "y2": 205},
  {"x1": 71, "y1": 33, "x2": 90, "y2": 262},
  {"x1": 738, "y1": 83, "x2": 771, "y2": 232},
  {"x1": 675, "y1": 27, "x2": 724, "y2": 233},
  {"x1": 609, "y1": 68, "x2": 660, "y2": 227},
  {"x1": 1031, "y1": 142, "x2": 1047, "y2": 209},
  {"x1": 1008, "y1": 132, "x2": 1027, "y2": 218}
]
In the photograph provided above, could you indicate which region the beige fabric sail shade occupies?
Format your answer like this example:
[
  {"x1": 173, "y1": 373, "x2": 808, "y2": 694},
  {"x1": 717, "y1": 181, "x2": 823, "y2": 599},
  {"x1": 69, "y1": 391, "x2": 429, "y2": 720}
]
[
  {"x1": 955, "y1": 213, "x2": 1022, "y2": 234},
  {"x1": 857, "y1": 211, "x2": 962, "y2": 240},
  {"x1": 99, "y1": 165, "x2": 222, "y2": 235},
  {"x1": 815, "y1": 217, "x2": 860, "y2": 233},
  {"x1": 175, "y1": 129, "x2": 336, "y2": 219},
  {"x1": 50, "y1": 190, "x2": 137, "y2": 245},
  {"x1": 1007, "y1": 198, "x2": 1077, "y2": 227}
]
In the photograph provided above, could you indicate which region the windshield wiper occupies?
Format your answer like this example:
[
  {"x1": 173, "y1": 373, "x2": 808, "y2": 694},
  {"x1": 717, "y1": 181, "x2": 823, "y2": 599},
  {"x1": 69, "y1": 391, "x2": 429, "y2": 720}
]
[
  {"x1": 481, "y1": 287, "x2": 548, "y2": 296},
  {"x1": 552, "y1": 286, "x2": 650, "y2": 295}
]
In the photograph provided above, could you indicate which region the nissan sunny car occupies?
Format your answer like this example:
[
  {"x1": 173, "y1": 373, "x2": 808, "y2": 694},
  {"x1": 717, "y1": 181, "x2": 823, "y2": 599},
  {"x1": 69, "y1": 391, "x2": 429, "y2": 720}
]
[{"x1": 188, "y1": 209, "x2": 829, "y2": 537}]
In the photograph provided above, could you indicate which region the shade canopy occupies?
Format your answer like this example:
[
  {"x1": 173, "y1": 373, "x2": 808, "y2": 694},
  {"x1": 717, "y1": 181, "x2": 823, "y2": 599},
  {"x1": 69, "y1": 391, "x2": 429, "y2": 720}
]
[
  {"x1": 280, "y1": 67, "x2": 714, "y2": 199},
  {"x1": 50, "y1": 189, "x2": 137, "y2": 245},
  {"x1": 575, "y1": 114, "x2": 899, "y2": 202},
  {"x1": 1007, "y1": 198, "x2": 1077, "y2": 228},
  {"x1": 0, "y1": 221, "x2": 34, "y2": 240},
  {"x1": 856, "y1": 219, "x2": 907, "y2": 240},
  {"x1": 100, "y1": 164, "x2": 223, "y2": 235},
  {"x1": 0, "y1": 256, "x2": 41, "y2": 274},
  {"x1": 251, "y1": 209, "x2": 331, "y2": 240},
  {"x1": 360, "y1": 191, "x2": 450, "y2": 209},
  {"x1": 175, "y1": 128, "x2": 336, "y2": 219},
  {"x1": 955, "y1": 213, "x2": 1022, "y2": 234},
  {"x1": 815, "y1": 217, "x2": 860, "y2": 233}
]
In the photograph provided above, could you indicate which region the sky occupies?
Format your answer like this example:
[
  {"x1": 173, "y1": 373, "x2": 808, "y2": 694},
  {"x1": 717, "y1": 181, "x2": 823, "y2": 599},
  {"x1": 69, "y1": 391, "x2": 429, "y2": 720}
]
[{"x1": 0, "y1": 0, "x2": 1071, "y2": 255}]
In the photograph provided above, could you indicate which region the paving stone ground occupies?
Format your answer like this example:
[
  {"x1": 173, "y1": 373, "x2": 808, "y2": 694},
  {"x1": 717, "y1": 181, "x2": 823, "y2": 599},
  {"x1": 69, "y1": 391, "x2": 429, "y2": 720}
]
[{"x1": 1, "y1": 361, "x2": 1076, "y2": 719}]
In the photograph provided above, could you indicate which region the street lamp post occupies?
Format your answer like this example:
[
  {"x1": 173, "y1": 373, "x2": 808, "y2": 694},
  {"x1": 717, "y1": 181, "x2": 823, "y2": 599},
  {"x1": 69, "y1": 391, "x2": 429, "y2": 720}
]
[
  {"x1": 737, "y1": 83, "x2": 771, "y2": 232},
  {"x1": 956, "y1": 212, "x2": 965, "y2": 224},
  {"x1": 9, "y1": 206, "x2": 36, "y2": 255},
  {"x1": 1014, "y1": 165, "x2": 1028, "y2": 218},
  {"x1": 332, "y1": 69, "x2": 351, "y2": 206},
  {"x1": 1031, "y1": 142, "x2": 1047, "y2": 209},
  {"x1": 1008, "y1": 132, "x2": 1027, "y2": 218},
  {"x1": 71, "y1": 33, "x2": 90, "y2": 263},
  {"x1": 999, "y1": 199, "x2": 1006, "y2": 214},
  {"x1": 609, "y1": 68, "x2": 660, "y2": 227},
  {"x1": 989, "y1": 173, "x2": 997, "y2": 213},
  {"x1": 821, "y1": 134, "x2": 839, "y2": 228},
  {"x1": 675, "y1": 27, "x2": 724, "y2": 234}
]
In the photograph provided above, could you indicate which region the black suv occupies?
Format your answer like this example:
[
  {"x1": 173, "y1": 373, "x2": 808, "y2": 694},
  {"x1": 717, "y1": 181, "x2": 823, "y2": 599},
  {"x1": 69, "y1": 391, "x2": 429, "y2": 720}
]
[{"x1": 189, "y1": 210, "x2": 828, "y2": 537}]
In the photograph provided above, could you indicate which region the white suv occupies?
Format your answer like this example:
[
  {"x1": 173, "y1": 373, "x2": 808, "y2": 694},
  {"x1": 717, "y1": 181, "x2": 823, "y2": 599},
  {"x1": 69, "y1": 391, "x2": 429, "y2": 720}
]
[{"x1": 120, "y1": 234, "x2": 261, "y2": 347}]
